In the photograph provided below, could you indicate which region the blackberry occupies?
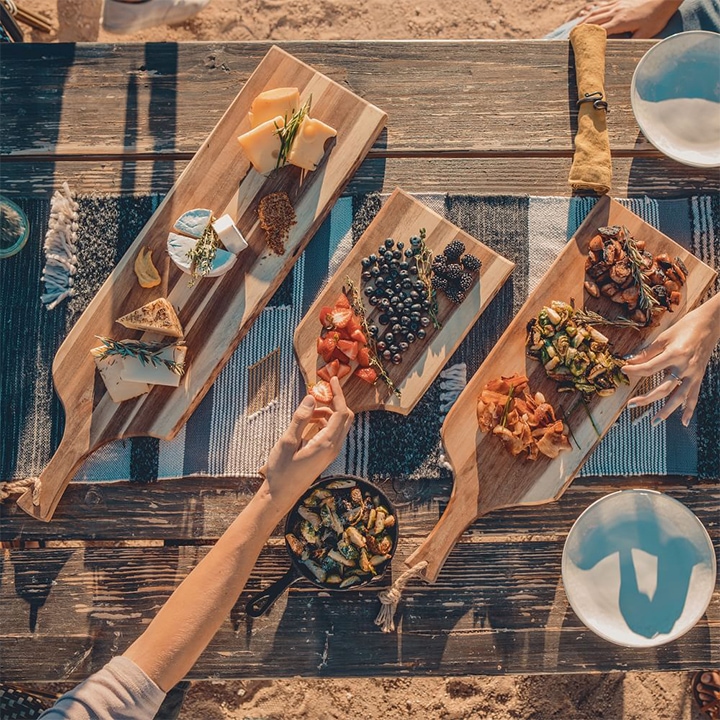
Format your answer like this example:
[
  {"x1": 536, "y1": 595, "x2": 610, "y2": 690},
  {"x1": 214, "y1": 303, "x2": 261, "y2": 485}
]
[
  {"x1": 458, "y1": 272, "x2": 474, "y2": 292},
  {"x1": 443, "y1": 239, "x2": 465, "y2": 262},
  {"x1": 444, "y1": 263, "x2": 463, "y2": 280},
  {"x1": 445, "y1": 288, "x2": 466, "y2": 304},
  {"x1": 432, "y1": 254, "x2": 447, "y2": 272},
  {"x1": 431, "y1": 275, "x2": 448, "y2": 291},
  {"x1": 461, "y1": 253, "x2": 482, "y2": 272}
]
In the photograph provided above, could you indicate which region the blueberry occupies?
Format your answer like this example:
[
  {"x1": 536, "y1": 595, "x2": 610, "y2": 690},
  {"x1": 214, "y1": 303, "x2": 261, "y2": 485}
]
[
  {"x1": 376, "y1": 340, "x2": 386, "y2": 352},
  {"x1": 383, "y1": 349, "x2": 392, "y2": 361},
  {"x1": 377, "y1": 246, "x2": 386, "y2": 256},
  {"x1": 361, "y1": 257, "x2": 372, "y2": 268},
  {"x1": 417, "y1": 329, "x2": 426, "y2": 339},
  {"x1": 405, "y1": 248, "x2": 414, "y2": 258},
  {"x1": 362, "y1": 270, "x2": 372, "y2": 280},
  {"x1": 370, "y1": 266, "x2": 380, "y2": 278},
  {"x1": 385, "y1": 238, "x2": 394, "y2": 248},
  {"x1": 402, "y1": 279, "x2": 413, "y2": 289},
  {"x1": 420, "y1": 316, "x2": 431, "y2": 327},
  {"x1": 399, "y1": 341, "x2": 409, "y2": 351},
  {"x1": 410, "y1": 320, "x2": 419, "y2": 332},
  {"x1": 409, "y1": 266, "x2": 418, "y2": 275},
  {"x1": 400, "y1": 316, "x2": 410, "y2": 327},
  {"x1": 389, "y1": 344, "x2": 399, "y2": 353},
  {"x1": 369, "y1": 254, "x2": 377, "y2": 263},
  {"x1": 392, "y1": 354, "x2": 402, "y2": 364},
  {"x1": 369, "y1": 296, "x2": 379, "y2": 306},
  {"x1": 392, "y1": 323, "x2": 402, "y2": 333},
  {"x1": 369, "y1": 325, "x2": 378, "y2": 337},
  {"x1": 397, "y1": 241, "x2": 404, "y2": 250},
  {"x1": 380, "y1": 298, "x2": 390, "y2": 308},
  {"x1": 392, "y1": 250, "x2": 401, "y2": 260},
  {"x1": 364, "y1": 287, "x2": 374, "y2": 297},
  {"x1": 406, "y1": 333, "x2": 416, "y2": 343},
  {"x1": 384, "y1": 251, "x2": 393, "y2": 262},
  {"x1": 410, "y1": 236, "x2": 421, "y2": 247},
  {"x1": 390, "y1": 296, "x2": 400, "y2": 306},
  {"x1": 378, "y1": 314, "x2": 389, "y2": 325},
  {"x1": 385, "y1": 332, "x2": 394, "y2": 344}
]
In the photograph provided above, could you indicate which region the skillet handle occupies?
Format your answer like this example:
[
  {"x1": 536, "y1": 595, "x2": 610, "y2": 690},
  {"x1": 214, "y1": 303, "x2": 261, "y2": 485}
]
[{"x1": 245, "y1": 565, "x2": 302, "y2": 617}]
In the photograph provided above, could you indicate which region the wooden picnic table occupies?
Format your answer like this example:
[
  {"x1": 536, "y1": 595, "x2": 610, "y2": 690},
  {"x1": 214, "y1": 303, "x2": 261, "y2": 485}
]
[{"x1": 0, "y1": 40, "x2": 718, "y2": 684}]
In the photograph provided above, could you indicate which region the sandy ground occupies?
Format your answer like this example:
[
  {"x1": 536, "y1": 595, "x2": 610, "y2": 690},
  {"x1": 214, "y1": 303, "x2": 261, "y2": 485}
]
[{"x1": 12, "y1": 2, "x2": 712, "y2": 718}]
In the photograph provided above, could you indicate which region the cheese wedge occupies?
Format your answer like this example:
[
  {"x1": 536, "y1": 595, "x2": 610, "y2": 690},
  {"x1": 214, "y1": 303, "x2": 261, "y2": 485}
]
[
  {"x1": 120, "y1": 345, "x2": 187, "y2": 387},
  {"x1": 249, "y1": 87, "x2": 300, "y2": 128},
  {"x1": 237, "y1": 115, "x2": 284, "y2": 175},
  {"x1": 92, "y1": 351, "x2": 150, "y2": 404},
  {"x1": 173, "y1": 208, "x2": 212, "y2": 238},
  {"x1": 116, "y1": 298, "x2": 184, "y2": 338},
  {"x1": 212, "y1": 214, "x2": 248, "y2": 254},
  {"x1": 167, "y1": 232, "x2": 238, "y2": 277},
  {"x1": 288, "y1": 117, "x2": 337, "y2": 171}
]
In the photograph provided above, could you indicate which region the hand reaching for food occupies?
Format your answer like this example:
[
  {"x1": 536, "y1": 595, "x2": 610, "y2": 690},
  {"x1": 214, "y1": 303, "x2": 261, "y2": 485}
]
[
  {"x1": 571, "y1": 0, "x2": 683, "y2": 38},
  {"x1": 259, "y1": 376, "x2": 355, "y2": 509},
  {"x1": 623, "y1": 293, "x2": 720, "y2": 425}
]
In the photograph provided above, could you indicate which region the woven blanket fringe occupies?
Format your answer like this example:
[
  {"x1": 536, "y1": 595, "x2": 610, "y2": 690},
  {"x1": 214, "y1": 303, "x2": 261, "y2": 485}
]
[
  {"x1": 41, "y1": 182, "x2": 78, "y2": 310},
  {"x1": 0, "y1": 477, "x2": 41, "y2": 505},
  {"x1": 438, "y1": 363, "x2": 466, "y2": 471},
  {"x1": 374, "y1": 560, "x2": 428, "y2": 633}
]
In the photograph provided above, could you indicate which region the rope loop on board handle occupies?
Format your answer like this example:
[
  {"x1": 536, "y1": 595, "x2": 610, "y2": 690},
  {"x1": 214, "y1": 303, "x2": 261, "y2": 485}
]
[
  {"x1": 0, "y1": 477, "x2": 41, "y2": 505},
  {"x1": 374, "y1": 560, "x2": 428, "y2": 633}
]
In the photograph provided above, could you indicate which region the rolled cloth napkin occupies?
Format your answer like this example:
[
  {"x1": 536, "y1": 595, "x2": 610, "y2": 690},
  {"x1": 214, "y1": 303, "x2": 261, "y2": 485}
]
[{"x1": 568, "y1": 24, "x2": 612, "y2": 194}]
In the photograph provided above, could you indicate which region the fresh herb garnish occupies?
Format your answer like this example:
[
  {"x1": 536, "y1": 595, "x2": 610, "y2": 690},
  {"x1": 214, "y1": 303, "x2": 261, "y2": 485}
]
[
  {"x1": 186, "y1": 219, "x2": 220, "y2": 287},
  {"x1": 274, "y1": 96, "x2": 312, "y2": 169},
  {"x1": 345, "y1": 276, "x2": 400, "y2": 397},
  {"x1": 95, "y1": 336, "x2": 185, "y2": 376},
  {"x1": 571, "y1": 307, "x2": 645, "y2": 329},
  {"x1": 623, "y1": 228, "x2": 659, "y2": 313},
  {"x1": 415, "y1": 228, "x2": 442, "y2": 329}
]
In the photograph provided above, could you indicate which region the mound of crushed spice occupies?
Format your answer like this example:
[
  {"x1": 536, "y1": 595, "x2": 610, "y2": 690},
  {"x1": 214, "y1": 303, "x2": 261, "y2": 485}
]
[{"x1": 258, "y1": 191, "x2": 296, "y2": 255}]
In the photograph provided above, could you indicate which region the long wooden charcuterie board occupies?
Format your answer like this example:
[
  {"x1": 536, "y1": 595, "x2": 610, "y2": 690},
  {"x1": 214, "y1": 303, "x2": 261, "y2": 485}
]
[
  {"x1": 294, "y1": 189, "x2": 515, "y2": 413},
  {"x1": 18, "y1": 46, "x2": 386, "y2": 521},
  {"x1": 405, "y1": 196, "x2": 718, "y2": 582}
]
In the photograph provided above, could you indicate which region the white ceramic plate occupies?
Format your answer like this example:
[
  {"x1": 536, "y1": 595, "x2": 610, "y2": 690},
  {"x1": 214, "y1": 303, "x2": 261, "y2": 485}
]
[
  {"x1": 562, "y1": 489, "x2": 716, "y2": 647},
  {"x1": 631, "y1": 31, "x2": 720, "y2": 168}
]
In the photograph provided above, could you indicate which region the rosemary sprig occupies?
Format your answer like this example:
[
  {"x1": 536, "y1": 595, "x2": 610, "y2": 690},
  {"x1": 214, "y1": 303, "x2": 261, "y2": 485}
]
[
  {"x1": 623, "y1": 227, "x2": 659, "y2": 313},
  {"x1": 344, "y1": 276, "x2": 400, "y2": 397},
  {"x1": 186, "y1": 219, "x2": 220, "y2": 287},
  {"x1": 274, "y1": 96, "x2": 312, "y2": 169},
  {"x1": 95, "y1": 336, "x2": 185, "y2": 376},
  {"x1": 572, "y1": 308, "x2": 645, "y2": 330},
  {"x1": 500, "y1": 384, "x2": 515, "y2": 429},
  {"x1": 415, "y1": 228, "x2": 441, "y2": 329}
]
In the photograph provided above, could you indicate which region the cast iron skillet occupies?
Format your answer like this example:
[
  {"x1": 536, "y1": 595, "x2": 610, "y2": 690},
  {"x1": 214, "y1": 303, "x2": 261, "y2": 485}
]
[{"x1": 246, "y1": 474, "x2": 398, "y2": 617}]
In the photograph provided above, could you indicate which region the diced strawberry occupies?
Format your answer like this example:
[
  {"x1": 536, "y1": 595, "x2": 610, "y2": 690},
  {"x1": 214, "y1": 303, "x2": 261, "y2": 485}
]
[
  {"x1": 309, "y1": 380, "x2": 333, "y2": 404},
  {"x1": 337, "y1": 339, "x2": 359, "y2": 360},
  {"x1": 317, "y1": 365, "x2": 331, "y2": 382},
  {"x1": 357, "y1": 346, "x2": 371, "y2": 368},
  {"x1": 327, "y1": 308, "x2": 353, "y2": 329},
  {"x1": 317, "y1": 333, "x2": 339, "y2": 362},
  {"x1": 336, "y1": 362, "x2": 352, "y2": 379},
  {"x1": 354, "y1": 367, "x2": 378, "y2": 384},
  {"x1": 350, "y1": 328, "x2": 367, "y2": 345},
  {"x1": 335, "y1": 292, "x2": 351, "y2": 309},
  {"x1": 319, "y1": 305, "x2": 334, "y2": 328},
  {"x1": 345, "y1": 314, "x2": 362, "y2": 334}
]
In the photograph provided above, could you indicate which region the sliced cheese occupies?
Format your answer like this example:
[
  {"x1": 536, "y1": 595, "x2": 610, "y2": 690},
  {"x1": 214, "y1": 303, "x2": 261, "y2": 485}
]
[
  {"x1": 173, "y1": 208, "x2": 212, "y2": 238},
  {"x1": 167, "y1": 232, "x2": 238, "y2": 277},
  {"x1": 287, "y1": 116, "x2": 337, "y2": 171},
  {"x1": 249, "y1": 87, "x2": 300, "y2": 128},
  {"x1": 92, "y1": 350, "x2": 150, "y2": 403},
  {"x1": 116, "y1": 298, "x2": 184, "y2": 338},
  {"x1": 212, "y1": 214, "x2": 248, "y2": 254},
  {"x1": 120, "y1": 345, "x2": 187, "y2": 387},
  {"x1": 237, "y1": 115, "x2": 284, "y2": 175}
]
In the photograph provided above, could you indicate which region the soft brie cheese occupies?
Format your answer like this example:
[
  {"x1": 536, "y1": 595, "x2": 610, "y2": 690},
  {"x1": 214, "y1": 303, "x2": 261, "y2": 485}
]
[
  {"x1": 212, "y1": 214, "x2": 248, "y2": 254},
  {"x1": 288, "y1": 117, "x2": 337, "y2": 171},
  {"x1": 92, "y1": 350, "x2": 150, "y2": 403},
  {"x1": 120, "y1": 345, "x2": 187, "y2": 387},
  {"x1": 249, "y1": 87, "x2": 300, "y2": 128},
  {"x1": 173, "y1": 208, "x2": 212, "y2": 238},
  {"x1": 167, "y1": 232, "x2": 238, "y2": 277},
  {"x1": 237, "y1": 116, "x2": 284, "y2": 175}
]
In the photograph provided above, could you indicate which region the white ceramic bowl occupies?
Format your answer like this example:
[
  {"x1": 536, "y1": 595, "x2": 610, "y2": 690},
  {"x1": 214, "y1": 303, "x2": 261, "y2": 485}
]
[
  {"x1": 562, "y1": 489, "x2": 716, "y2": 647},
  {"x1": 631, "y1": 31, "x2": 720, "y2": 168}
]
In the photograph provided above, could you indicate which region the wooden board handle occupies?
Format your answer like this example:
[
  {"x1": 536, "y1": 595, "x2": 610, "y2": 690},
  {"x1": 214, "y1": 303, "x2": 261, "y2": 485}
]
[
  {"x1": 16, "y1": 422, "x2": 91, "y2": 522},
  {"x1": 404, "y1": 487, "x2": 480, "y2": 584}
]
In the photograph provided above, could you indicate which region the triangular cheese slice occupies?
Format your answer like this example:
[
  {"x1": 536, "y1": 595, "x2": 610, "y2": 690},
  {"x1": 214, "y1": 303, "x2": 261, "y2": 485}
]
[{"x1": 116, "y1": 298, "x2": 184, "y2": 338}]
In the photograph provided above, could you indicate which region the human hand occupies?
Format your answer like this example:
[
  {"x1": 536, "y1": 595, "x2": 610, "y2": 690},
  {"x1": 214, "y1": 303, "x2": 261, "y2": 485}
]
[
  {"x1": 623, "y1": 295, "x2": 720, "y2": 425},
  {"x1": 259, "y1": 376, "x2": 354, "y2": 510},
  {"x1": 570, "y1": 0, "x2": 682, "y2": 37}
]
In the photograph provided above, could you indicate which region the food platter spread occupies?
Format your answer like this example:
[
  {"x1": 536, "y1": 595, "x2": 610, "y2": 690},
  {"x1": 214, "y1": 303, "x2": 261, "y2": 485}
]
[
  {"x1": 294, "y1": 189, "x2": 515, "y2": 414},
  {"x1": 405, "y1": 197, "x2": 717, "y2": 583},
  {"x1": 19, "y1": 46, "x2": 387, "y2": 522}
]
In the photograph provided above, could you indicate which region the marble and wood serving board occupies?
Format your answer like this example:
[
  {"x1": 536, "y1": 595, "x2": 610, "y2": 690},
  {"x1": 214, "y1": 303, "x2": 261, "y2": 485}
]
[
  {"x1": 294, "y1": 188, "x2": 515, "y2": 414},
  {"x1": 19, "y1": 46, "x2": 387, "y2": 522},
  {"x1": 405, "y1": 196, "x2": 718, "y2": 583}
]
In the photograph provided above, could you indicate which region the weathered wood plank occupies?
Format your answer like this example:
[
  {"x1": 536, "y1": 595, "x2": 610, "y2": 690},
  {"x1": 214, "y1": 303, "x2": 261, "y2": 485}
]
[
  {"x1": 2, "y1": 476, "x2": 717, "y2": 542},
  {"x1": 1, "y1": 541, "x2": 717, "y2": 680},
  {"x1": 0, "y1": 40, "x2": 679, "y2": 157},
  {"x1": 2, "y1": 154, "x2": 718, "y2": 199}
]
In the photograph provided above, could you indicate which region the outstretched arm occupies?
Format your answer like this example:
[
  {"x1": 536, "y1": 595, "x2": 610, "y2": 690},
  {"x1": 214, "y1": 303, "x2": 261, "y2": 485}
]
[
  {"x1": 570, "y1": 0, "x2": 683, "y2": 37},
  {"x1": 623, "y1": 293, "x2": 720, "y2": 425},
  {"x1": 123, "y1": 376, "x2": 353, "y2": 691}
]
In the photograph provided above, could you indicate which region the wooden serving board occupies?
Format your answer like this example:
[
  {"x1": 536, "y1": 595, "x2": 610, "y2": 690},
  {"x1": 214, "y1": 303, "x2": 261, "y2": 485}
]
[
  {"x1": 18, "y1": 46, "x2": 386, "y2": 522},
  {"x1": 406, "y1": 196, "x2": 717, "y2": 582},
  {"x1": 294, "y1": 189, "x2": 515, "y2": 413}
]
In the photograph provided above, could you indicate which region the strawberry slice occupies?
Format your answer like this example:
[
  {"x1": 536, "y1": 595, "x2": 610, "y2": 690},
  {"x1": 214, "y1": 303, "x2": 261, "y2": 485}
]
[
  {"x1": 327, "y1": 307, "x2": 353, "y2": 329},
  {"x1": 350, "y1": 328, "x2": 367, "y2": 345},
  {"x1": 357, "y1": 346, "x2": 371, "y2": 368},
  {"x1": 337, "y1": 339, "x2": 359, "y2": 360},
  {"x1": 336, "y1": 362, "x2": 352, "y2": 379},
  {"x1": 354, "y1": 367, "x2": 378, "y2": 385},
  {"x1": 335, "y1": 292, "x2": 351, "y2": 309},
  {"x1": 319, "y1": 305, "x2": 335, "y2": 328},
  {"x1": 317, "y1": 333, "x2": 340, "y2": 362},
  {"x1": 309, "y1": 380, "x2": 333, "y2": 404}
]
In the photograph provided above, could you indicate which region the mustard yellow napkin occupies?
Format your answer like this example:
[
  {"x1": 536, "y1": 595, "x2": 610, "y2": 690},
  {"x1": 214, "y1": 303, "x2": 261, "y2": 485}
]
[{"x1": 568, "y1": 24, "x2": 612, "y2": 194}]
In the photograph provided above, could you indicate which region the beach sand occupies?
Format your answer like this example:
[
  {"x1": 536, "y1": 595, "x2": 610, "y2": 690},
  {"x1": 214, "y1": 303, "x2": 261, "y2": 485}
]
[{"x1": 18, "y1": 1, "x2": 709, "y2": 717}]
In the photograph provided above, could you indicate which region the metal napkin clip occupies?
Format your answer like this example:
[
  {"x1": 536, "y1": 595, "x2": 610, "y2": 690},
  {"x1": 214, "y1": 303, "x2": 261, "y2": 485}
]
[{"x1": 577, "y1": 91, "x2": 609, "y2": 112}]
